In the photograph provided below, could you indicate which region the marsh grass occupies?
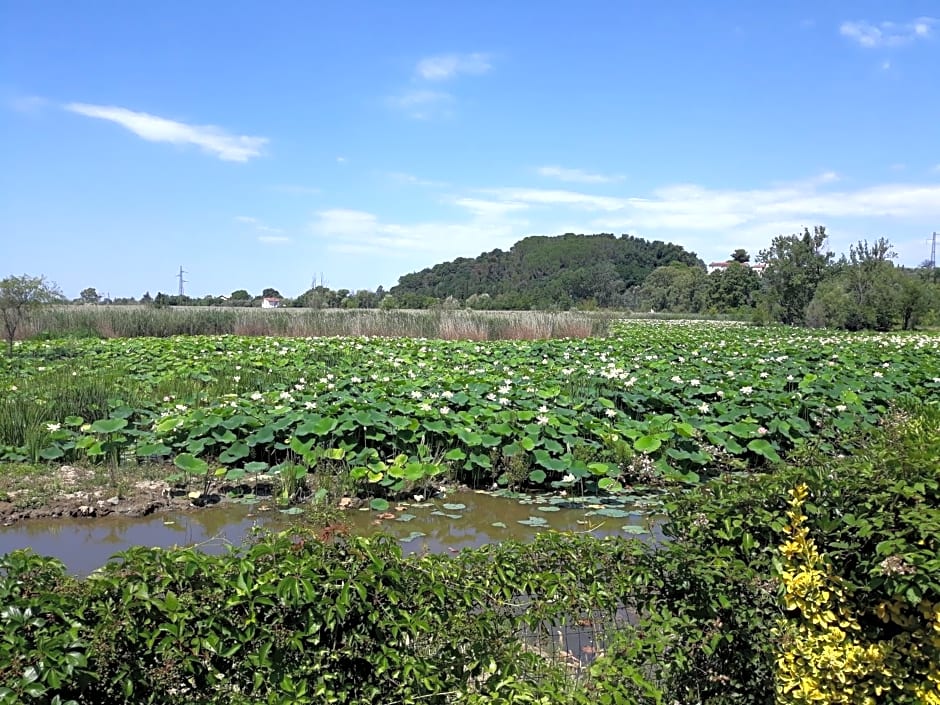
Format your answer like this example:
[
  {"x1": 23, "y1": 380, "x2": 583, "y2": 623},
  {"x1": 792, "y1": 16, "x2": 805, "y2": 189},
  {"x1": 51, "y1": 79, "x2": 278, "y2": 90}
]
[
  {"x1": 0, "y1": 369, "x2": 144, "y2": 454},
  {"x1": 20, "y1": 306, "x2": 625, "y2": 341}
]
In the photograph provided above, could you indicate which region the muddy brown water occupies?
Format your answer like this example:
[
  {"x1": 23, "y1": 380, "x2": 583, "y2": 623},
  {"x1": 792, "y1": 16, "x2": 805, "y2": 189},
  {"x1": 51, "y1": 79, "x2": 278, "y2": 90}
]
[{"x1": 0, "y1": 491, "x2": 664, "y2": 576}]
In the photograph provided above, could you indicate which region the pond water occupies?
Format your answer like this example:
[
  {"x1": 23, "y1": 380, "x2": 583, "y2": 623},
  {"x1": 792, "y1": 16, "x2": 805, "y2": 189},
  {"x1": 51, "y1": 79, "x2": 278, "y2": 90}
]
[{"x1": 0, "y1": 490, "x2": 665, "y2": 576}]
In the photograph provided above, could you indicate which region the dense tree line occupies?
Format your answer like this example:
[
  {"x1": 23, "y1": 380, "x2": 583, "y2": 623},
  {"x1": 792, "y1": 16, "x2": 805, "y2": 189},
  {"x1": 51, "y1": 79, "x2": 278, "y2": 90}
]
[
  {"x1": 60, "y1": 228, "x2": 939, "y2": 331},
  {"x1": 637, "y1": 228, "x2": 938, "y2": 330},
  {"x1": 389, "y1": 233, "x2": 703, "y2": 309}
]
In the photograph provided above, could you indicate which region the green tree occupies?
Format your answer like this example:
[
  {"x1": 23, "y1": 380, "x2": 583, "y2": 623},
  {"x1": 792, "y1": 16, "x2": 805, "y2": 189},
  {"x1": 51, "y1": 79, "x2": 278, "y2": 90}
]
[
  {"x1": 229, "y1": 289, "x2": 251, "y2": 301},
  {"x1": 841, "y1": 238, "x2": 898, "y2": 330},
  {"x1": 707, "y1": 262, "x2": 760, "y2": 311},
  {"x1": 261, "y1": 288, "x2": 282, "y2": 299},
  {"x1": 79, "y1": 287, "x2": 100, "y2": 304},
  {"x1": 730, "y1": 248, "x2": 750, "y2": 264},
  {"x1": 0, "y1": 274, "x2": 63, "y2": 355},
  {"x1": 895, "y1": 271, "x2": 931, "y2": 330},
  {"x1": 758, "y1": 226, "x2": 833, "y2": 325},
  {"x1": 639, "y1": 263, "x2": 709, "y2": 313},
  {"x1": 804, "y1": 239, "x2": 931, "y2": 331}
]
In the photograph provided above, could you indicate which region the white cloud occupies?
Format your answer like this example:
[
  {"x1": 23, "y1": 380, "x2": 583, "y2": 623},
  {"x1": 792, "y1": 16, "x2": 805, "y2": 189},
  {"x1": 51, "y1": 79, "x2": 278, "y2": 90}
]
[
  {"x1": 310, "y1": 207, "x2": 524, "y2": 259},
  {"x1": 484, "y1": 187, "x2": 628, "y2": 212},
  {"x1": 336, "y1": 156, "x2": 347, "y2": 164},
  {"x1": 415, "y1": 53, "x2": 491, "y2": 81},
  {"x1": 387, "y1": 90, "x2": 454, "y2": 119},
  {"x1": 589, "y1": 178, "x2": 940, "y2": 232},
  {"x1": 236, "y1": 215, "x2": 286, "y2": 242},
  {"x1": 387, "y1": 172, "x2": 448, "y2": 188},
  {"x1": 310, "y1": 173, "x2": 940, "y2": 271},
  {"x1": 839, "y1": 17, "x2": 936, "y2": 48},
  {"x1": 65, "y1": 103, "x2": 267, "y2": 161},
  {"x1": 537, "y1": 165, "x2": 621, "y2": 184},
  {"x1": 452, "y1": 197, "x2": 529, "y2": 217}
]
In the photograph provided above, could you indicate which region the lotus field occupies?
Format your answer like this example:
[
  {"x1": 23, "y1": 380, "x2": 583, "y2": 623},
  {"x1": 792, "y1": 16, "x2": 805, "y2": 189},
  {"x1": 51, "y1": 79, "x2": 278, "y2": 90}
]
[{"x1": 2, "y1": 321, "x2": 939, "y2": 503}]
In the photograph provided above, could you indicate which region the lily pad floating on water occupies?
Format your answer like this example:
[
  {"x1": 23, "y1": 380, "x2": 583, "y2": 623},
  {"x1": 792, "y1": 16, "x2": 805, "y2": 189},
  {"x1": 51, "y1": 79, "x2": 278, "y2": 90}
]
[
  {"x1": 430, "y1": 511, "x2": 462, "y2": 520},
  {"x1": 395, "y1": 513, "x2": 417, "y2": 522},
  {"x1": 517, "y1": 516, "x2": 549, "y2": 527},
  {"x1": 586, "y1": 508, "x2": 634, "y2": 519},
  {"x1": 442, "y1": 503, "x2": 466, "y2": 511},
  {"x1": 491, "y1": 489, "x2": 529, "y2": 500},
  {"x1": 280, "y1": 507, "x2": 304, "y2": 515},
  {"x1": 399, "y1": 531, "x2": 426, "y2": 544},
  {"x1": 536, "y1": 506, "x2": 561, "y2": 512},
  {"x1": 369, "y1": 498, "x2": 390, "y2": 511},
  {"x1": 621, "y1": 525, "x2": 649, "y2": 534},
  {"x1": 491, "y1": 522, "x2": 507, "y2": 528}
]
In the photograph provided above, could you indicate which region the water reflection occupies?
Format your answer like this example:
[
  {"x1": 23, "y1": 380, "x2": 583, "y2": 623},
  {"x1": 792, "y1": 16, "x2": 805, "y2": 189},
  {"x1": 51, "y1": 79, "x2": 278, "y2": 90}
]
[{"x1": 0, "y1": 491, "x2": 663, "y2": 575}]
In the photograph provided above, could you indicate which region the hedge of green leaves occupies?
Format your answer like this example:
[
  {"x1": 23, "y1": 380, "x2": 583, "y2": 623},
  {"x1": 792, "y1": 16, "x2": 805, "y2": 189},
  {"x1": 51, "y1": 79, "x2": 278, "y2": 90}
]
[{"x1": 4, "y1": 402, "x2": 937, "y2": 704}]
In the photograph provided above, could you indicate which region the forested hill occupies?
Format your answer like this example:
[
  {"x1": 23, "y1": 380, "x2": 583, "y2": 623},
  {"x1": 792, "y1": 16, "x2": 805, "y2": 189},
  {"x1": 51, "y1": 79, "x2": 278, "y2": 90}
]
[{"x1": 389, "y1": 233, "x2": 704, "y2": 309}]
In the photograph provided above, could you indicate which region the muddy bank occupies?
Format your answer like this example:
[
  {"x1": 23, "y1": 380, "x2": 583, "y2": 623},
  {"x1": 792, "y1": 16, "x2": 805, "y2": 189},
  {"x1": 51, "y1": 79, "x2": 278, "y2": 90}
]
[
  {"x1": 0, "y1": 464, "x2": 224, "y2": 526},
  {"x1": 0, "y1": 481, "x2": 198, "y2": 525}
]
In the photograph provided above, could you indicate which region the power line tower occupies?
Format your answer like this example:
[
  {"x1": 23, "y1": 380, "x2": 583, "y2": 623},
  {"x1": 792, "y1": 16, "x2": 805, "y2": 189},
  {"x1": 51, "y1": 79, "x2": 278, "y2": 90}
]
[{"x1": 177, "y1": 266, "x2": 188, "y2": 297}]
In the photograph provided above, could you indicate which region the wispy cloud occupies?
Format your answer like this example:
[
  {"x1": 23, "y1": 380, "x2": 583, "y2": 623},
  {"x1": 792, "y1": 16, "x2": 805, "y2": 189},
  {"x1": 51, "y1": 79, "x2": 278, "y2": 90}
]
[
  {"x1": 588, "y1": 179, "x2": 940, "y2": 232},
  {"x1": 415, "y1": 53, "x2": 492, "y2": 81},
  {"x1": 483, "y1": 187, "x2": 628, "y2": 212},
  {"x1": 537, "y1": 165, "x2": 622, "y2": 184},
  {"x1": 839, "y1": 17, "x2": 936, "y2": 48},
  {"x1": 310, "y1": 207, "x2": 524, "y2": 258},
  {"x1": 387, "y1": 172, "x2": 448, "y2": 188},
  {"x1": 390, "y1": 51, "x2": 492, "y2": 119},
  {"x1": 310, "y1": 173, "x2": 940, "y2": 270},
  {"x1": 386, "y1": 90, "x2": 454, "y2": 120},
  {"x1": 452, "y1": 197, "x2": 529, "y2": 217},
  {"x1": 65, "y1": 103, "x2": 267, "y2": 161},
  {"x1": 235, "y1": 215, "x2": 289, "y2": 244}
]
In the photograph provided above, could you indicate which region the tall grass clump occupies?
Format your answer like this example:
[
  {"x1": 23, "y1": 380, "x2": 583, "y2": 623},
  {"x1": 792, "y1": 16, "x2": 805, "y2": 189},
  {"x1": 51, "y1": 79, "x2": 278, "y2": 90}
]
[
  {"x1": 0, "y1": 369, "x2": 147, "y2": 458},
  {"x1": 22, "y1": 306, "x2": 618, "y2": 340}
]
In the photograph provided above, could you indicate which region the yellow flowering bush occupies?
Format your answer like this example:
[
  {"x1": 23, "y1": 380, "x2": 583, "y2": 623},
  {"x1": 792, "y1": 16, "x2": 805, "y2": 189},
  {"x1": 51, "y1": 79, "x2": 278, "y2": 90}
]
[{"x1": 776, "y1": 484, "x2": 940, "y2": 704}]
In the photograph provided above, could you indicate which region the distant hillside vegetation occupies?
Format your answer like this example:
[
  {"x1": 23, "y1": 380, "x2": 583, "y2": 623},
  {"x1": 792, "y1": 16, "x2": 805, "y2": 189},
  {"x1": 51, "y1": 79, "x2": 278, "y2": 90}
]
[{"x1": 389, "y1": 233, "x2": 704, "y2": 309}]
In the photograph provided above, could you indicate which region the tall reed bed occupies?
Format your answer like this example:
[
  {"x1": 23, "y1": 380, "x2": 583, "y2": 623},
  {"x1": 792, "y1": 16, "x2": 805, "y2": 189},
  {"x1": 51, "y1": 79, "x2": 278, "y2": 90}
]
[{"x1": 21, "y1": 306, "x2": 621, "y2": 340}]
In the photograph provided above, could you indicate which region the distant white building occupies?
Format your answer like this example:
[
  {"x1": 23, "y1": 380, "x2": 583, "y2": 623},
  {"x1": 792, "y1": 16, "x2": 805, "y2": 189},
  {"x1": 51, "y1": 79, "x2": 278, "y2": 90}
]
[
  {"x1": 261, "y1": 297, "x2": 282, "y2": 309},
  {"x1": 707, "y1": 261, "x2": 767, "y2": 276}
]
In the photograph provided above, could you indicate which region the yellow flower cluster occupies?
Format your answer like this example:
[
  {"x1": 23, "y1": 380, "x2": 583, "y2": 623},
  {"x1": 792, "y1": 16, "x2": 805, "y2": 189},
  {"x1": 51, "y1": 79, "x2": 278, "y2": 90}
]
[{"x1": 775, "y1": 484, "x2": 940, "y2": 704}]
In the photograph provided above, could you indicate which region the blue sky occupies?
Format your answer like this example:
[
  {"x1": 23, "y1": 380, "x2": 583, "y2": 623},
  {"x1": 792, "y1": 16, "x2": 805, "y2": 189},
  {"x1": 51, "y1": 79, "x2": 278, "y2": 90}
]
[{"x1": 2, "y1": 1, "x2": 939, "y2": 299}]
